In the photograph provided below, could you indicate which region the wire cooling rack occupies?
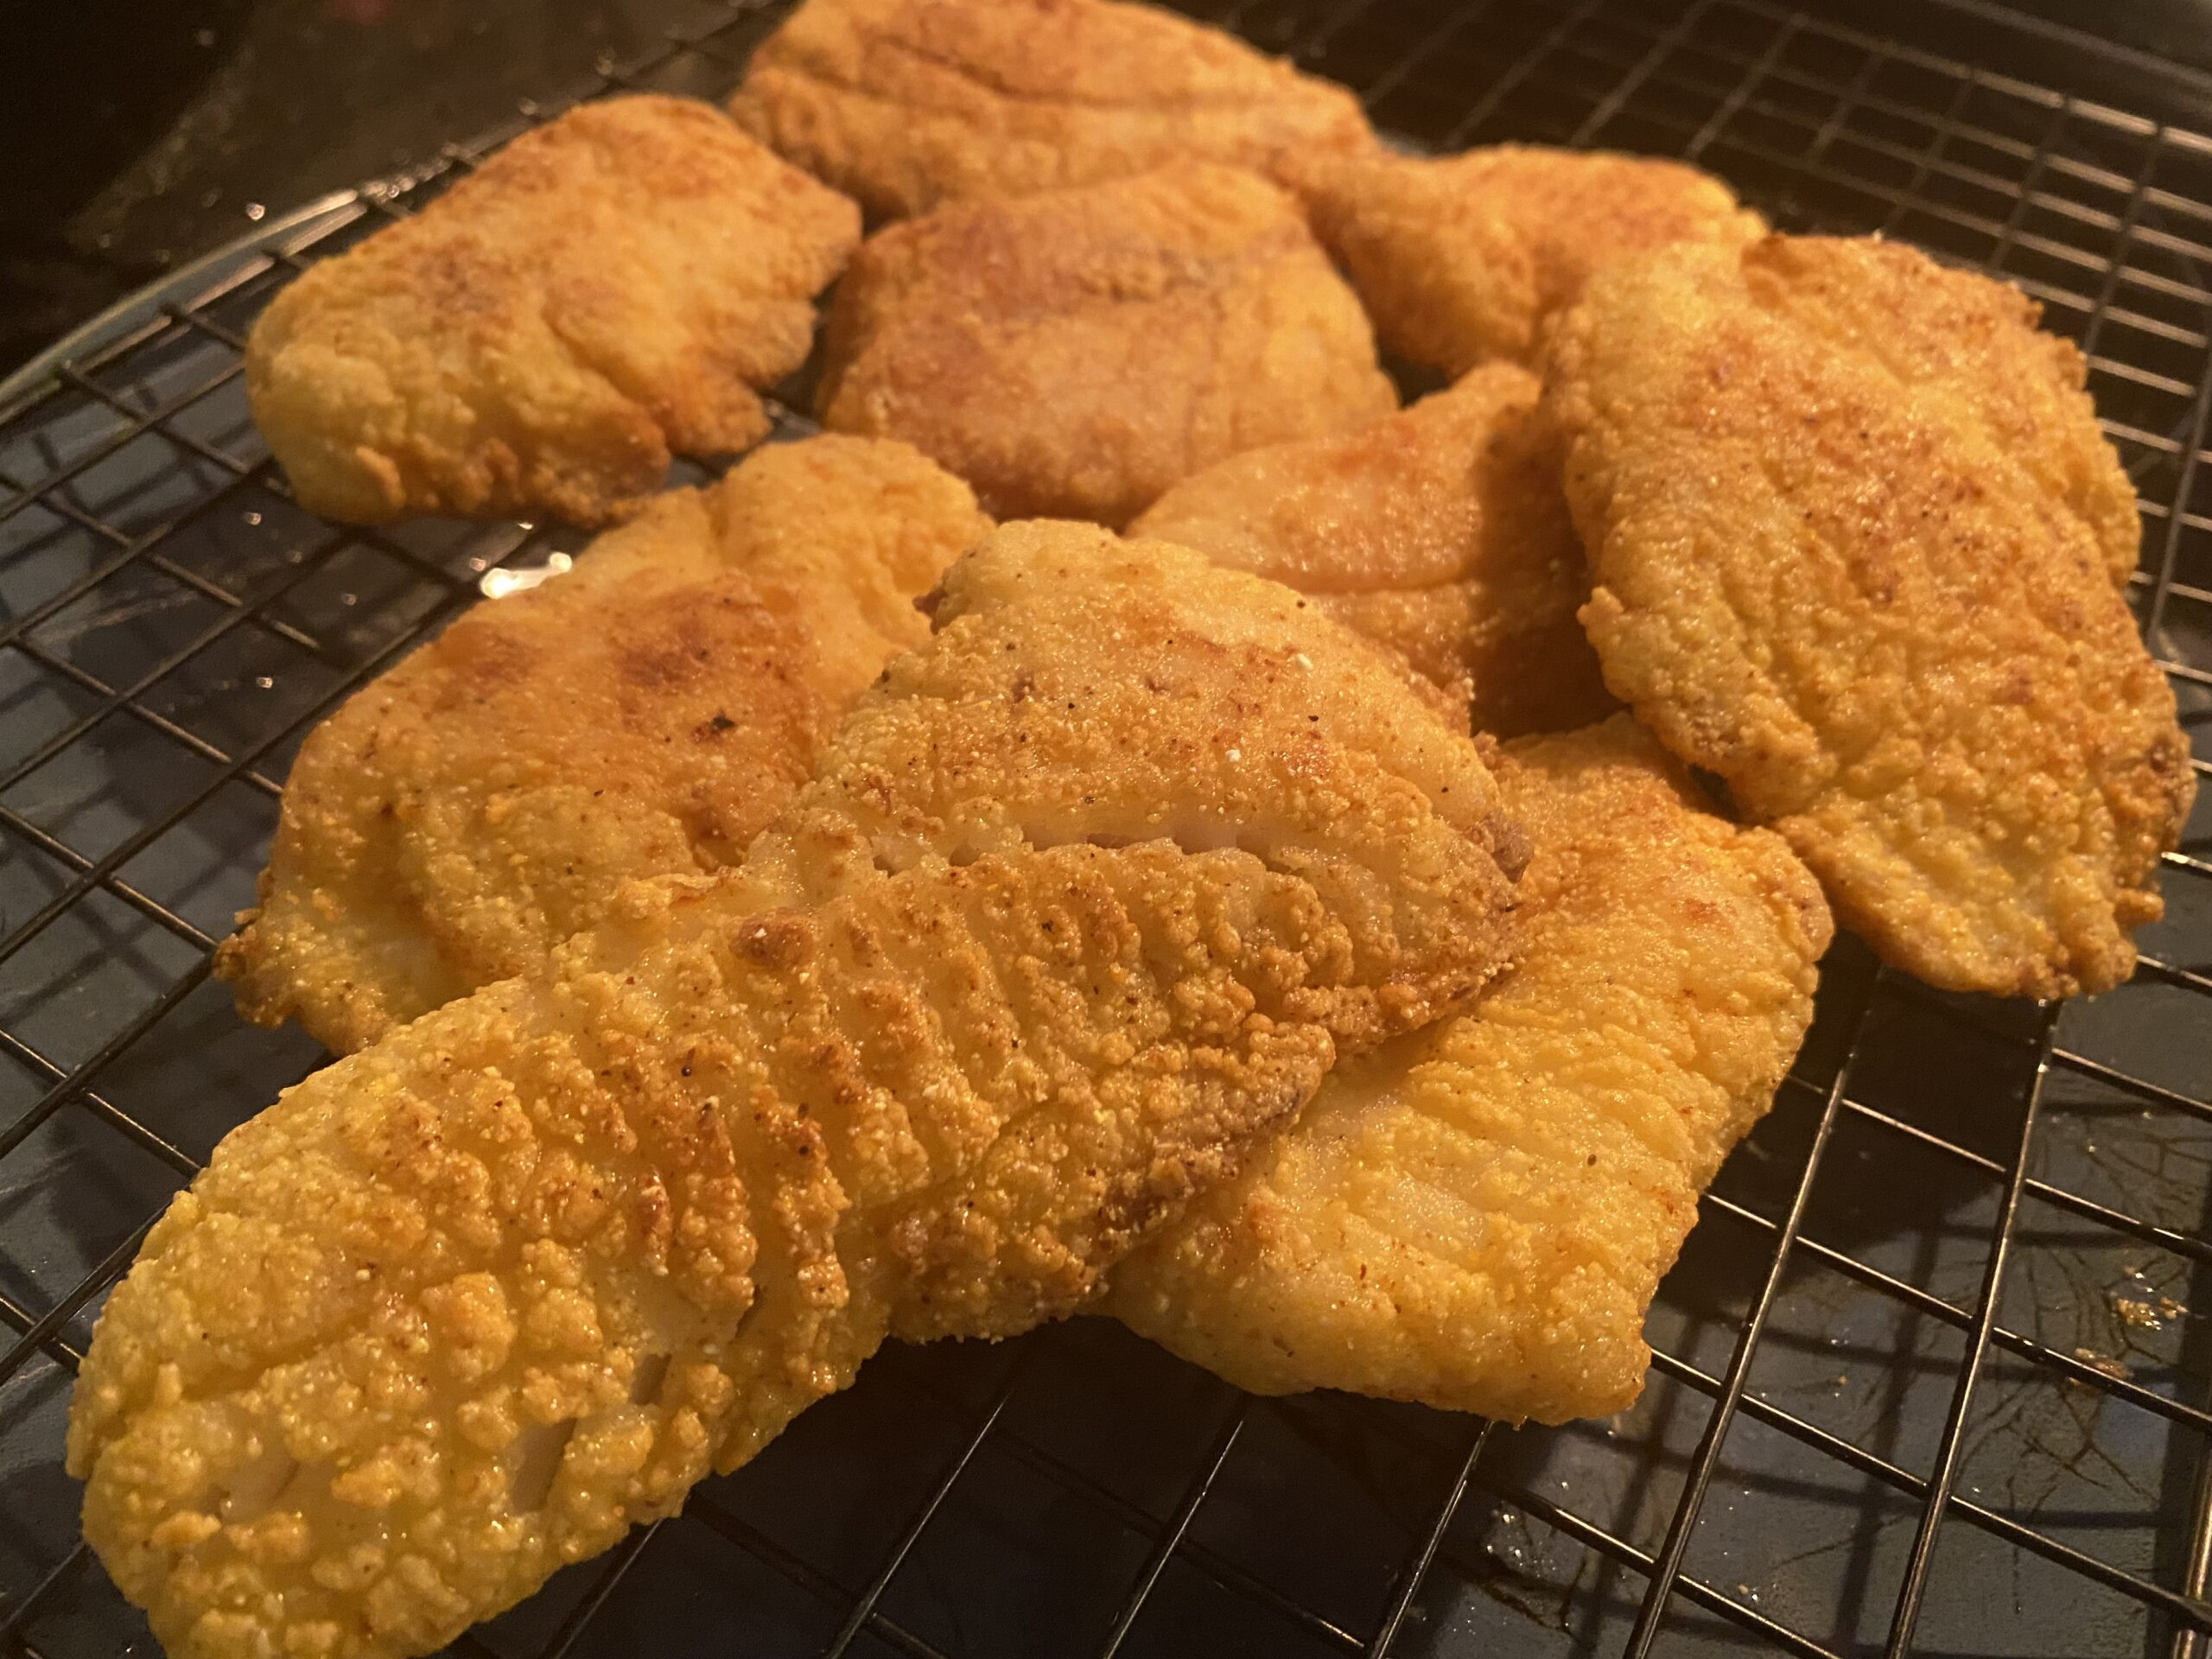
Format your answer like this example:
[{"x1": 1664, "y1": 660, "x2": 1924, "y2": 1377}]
[{"x1": 2, "y1": 0, "x2": 2211, "y2": 1654}]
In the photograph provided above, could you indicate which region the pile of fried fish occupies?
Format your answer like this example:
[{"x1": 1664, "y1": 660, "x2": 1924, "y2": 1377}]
[{"x1": 66, "y1": 3, "x2": 2192, "y2": 1656}]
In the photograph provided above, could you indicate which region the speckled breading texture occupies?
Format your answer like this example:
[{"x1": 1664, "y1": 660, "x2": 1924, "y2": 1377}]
[
  {"x1": 815, "y1": 162, "x2": 1398, "y2": 525},
  {"x1": 71, "y1": 524, "x2": 1523, "y2": 1659},
  {"x1": 214, "y1": 437, "x2": 991, "y2": 1055},
  {"x1": 1132, "y1": 363, "x2": 1617, "y2": 735},
  {"x1": 726, "y1": 0, "x2": 1374, "y2": 219},
  {"x1": 1546, "y1": 234, "x2": 2190, "y2": 999},
  {"x1": 1109, "y1": 715, "x2": 1831, "y2": 1424},
  {"x1": 245, "y1": 96, "x2": 861, "y2": 526},
  {"x1": 1290, "y1": 144, "x2": 1764, "y2": 373}
]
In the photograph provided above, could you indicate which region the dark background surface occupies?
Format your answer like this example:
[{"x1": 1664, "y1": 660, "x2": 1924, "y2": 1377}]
[{"x1": 4, "y1": 0, "x2": 2212, "y2": 378}]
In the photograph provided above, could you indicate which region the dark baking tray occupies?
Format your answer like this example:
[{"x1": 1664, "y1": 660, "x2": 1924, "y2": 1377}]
[{"x1": 2, "y1": 2, "x2": 2210, "y2": 1654}]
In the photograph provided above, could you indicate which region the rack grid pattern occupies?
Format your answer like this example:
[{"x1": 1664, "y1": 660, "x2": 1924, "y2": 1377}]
[{"x1": 1, "y1": 1, "x2": 2209, "y2": 1655}]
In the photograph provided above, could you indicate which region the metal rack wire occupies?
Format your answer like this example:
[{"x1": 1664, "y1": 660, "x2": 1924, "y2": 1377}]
[{"x1": 0, "y1": 0, "x2": 2208, "y2": 1654}]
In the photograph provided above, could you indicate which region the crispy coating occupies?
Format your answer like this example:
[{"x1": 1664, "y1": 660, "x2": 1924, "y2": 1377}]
[
  {"x1": 1132, "y1": 363, "x2": 1615, "y2": 734},
  {"x1": 1110, "y1": 716, "x2": 1831, "y2": 1423},
  {"x1": 1291, "y1": 144, "x2": 1764, "y2": 373},
  {"x1": 72, "y1": 524, "x2": 1523, "y2": 1659},
  {"x1": 246, "y1": 96, "x2": 861, "y2": 525},
  {"x1": 727, "y1": 0, "x2": 1373, "y2": 219},
  {"x1": 816, "y1": 163, "x2": 1397, "y2": 525},
  {"x1": 215, "y1": 437, "x2": 989, "y2": 1055},
  {"x1": 1547, "y1": 234, "x2": 2190, "y2": 998}
]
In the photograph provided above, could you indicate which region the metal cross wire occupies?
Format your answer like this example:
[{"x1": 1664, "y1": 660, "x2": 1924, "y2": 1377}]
[{"x1": 0, "y1": 0, "x2": 2210, "y2": 1656}]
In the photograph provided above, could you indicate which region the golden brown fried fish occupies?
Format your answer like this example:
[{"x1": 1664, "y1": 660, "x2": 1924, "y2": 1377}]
[
  {"x1": 816, "y1": 162, "x2": 1397, "y2": 524},
  {"x1": 1110, "y1": 715, "x2": 1830, "y2": 1424},
  {"x1": 1132, "y1": 362, "x2": 1615, "y2": 734},
  {"x1": 1292, "y1": 144, "x2": 1764, "y2": 373},
  {"x1": 727, "y1": 0, "x2": 1373, "y2": 219},
  {"x1": 73, "y1": 524, "x2": 1523, "y2": 1659},
  {"x1": 246, "y1": 96, "x2": 860, "y2": 525},
  {"x1": 215, "y1": 436, "x2": 989, "y2": 1053},
  {"x1": 1547, "y1": 234, "x2": 2190, "y2": 998}
]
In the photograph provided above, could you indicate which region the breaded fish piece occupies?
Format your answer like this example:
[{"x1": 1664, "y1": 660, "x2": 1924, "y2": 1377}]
[
  {"x1": 214, "y1": 436, "x2": 989, "y2": 1054},
  {"x1": 71, "y1": 524, "x2": 1524, "y2": 1659},
  {"x1": 817, "y1": 163, "x2": 1397, "y2": 524},
  {"x1": 1292, "y1": 144, "x2": 1764, "y2": 373},
  {"x1": 727, "y1": 0, "x2": 1373, "y2": 219},
  {"x1": 1547, "y1": 234, "x2": 2190, "y2": 998},
  {"x1": 1110, "y1": 716, "x2": 1831, "y2": 1423},
  {"x1": 246, "y1": 96, "x2": 861, "y2": 525},
  {"x1": 1131, "y1": 363, "x2": 1615, "y2": 734}
]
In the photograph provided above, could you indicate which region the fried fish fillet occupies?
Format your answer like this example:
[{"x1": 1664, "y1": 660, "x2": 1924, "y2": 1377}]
[
  {"x1": 246, "y1": 96, "x2": 861, "y2": 525},
  {"x1": 1110, "y1": 715, "x2": 1831, "y2": 1423},
  {"x1": 215, "y1": 436, "x2": 989, "y2": 1055},
  {"x1": 727, "y1": 0, "x2": 1374, "y2": 219},
  {"x1": 817, "y1": 162, "x2": 1397, "y2": 524},
  {"x1": 1131, "y1": 363, "x2": 1615, "y2": 734},
  {"x1": 72, "y1": 524, "x2": 1524, "y2": 1659},
  {"x1": 1291, "y1": 145, "x2": 1764, "y2": 373},
  {"x1": 1547, "y1": 234, "x2": 2190, "y2": 998}
]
